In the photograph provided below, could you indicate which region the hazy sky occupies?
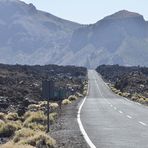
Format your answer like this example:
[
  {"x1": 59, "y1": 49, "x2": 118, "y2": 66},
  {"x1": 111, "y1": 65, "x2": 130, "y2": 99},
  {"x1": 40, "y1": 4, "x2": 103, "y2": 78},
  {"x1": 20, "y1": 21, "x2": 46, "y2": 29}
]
[{"x1": 21, "y1": 0, "x2": 148, "y2": 24}]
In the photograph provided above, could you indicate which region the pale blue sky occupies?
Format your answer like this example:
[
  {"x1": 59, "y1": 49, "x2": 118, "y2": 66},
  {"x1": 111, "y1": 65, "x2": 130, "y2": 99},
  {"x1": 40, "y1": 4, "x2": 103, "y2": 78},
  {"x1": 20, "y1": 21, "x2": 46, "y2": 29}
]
[{"x1": 21, "y1": 0, "x2": 148, "y2": 24}]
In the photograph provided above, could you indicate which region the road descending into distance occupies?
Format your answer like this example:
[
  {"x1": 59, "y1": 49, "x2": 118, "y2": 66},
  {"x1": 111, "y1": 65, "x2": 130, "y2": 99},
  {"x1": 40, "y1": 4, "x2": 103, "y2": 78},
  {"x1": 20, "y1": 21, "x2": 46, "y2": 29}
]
[{"x1": 80, "y1": 70, "x2": 148, "y2": 148}]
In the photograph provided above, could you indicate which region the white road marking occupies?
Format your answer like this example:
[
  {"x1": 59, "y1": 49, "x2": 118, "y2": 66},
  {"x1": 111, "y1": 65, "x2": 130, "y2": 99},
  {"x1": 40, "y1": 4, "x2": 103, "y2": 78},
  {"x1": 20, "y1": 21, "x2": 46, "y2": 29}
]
[
  {"x1": 110, "y1": 104, "x2": 113, "y2": 107},
  {"x1": 77, "y1": 83, "x2": 96, "y2": 148},
  {"x1": 138, "y1": 121, "x2": 147, "y2": 126},
  {"x1": 119, "y1": 111, "x2": 123, "y2": 114},
  {"x1": 126, "y1": 115, "x2": 132, "y2": 119}
]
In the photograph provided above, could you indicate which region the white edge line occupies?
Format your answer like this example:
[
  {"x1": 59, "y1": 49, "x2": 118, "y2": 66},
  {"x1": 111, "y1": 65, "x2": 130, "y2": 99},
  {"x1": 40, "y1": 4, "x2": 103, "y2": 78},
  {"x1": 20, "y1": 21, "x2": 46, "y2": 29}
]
[{"x1": 77, "y1": 80, "x2": 96, "y2": 148}]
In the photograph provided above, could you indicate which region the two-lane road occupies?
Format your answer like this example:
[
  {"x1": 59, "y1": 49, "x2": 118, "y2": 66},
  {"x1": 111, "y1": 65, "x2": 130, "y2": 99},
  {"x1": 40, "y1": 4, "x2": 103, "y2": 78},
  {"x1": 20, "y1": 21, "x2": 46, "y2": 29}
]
[{"x1": 80, "y1": 70, "x2": 148, "y2": 148}]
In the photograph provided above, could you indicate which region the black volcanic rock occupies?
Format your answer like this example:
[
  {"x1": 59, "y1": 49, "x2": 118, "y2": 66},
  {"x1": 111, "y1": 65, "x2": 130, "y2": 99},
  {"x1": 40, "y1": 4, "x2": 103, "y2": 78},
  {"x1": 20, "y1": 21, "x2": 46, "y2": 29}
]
[
  {"x1": 96, "y1": 65, "x2": 148, "y2": 98},
  {"x1": 0, "y1": 64, "x2": 87, "y2": 113}
]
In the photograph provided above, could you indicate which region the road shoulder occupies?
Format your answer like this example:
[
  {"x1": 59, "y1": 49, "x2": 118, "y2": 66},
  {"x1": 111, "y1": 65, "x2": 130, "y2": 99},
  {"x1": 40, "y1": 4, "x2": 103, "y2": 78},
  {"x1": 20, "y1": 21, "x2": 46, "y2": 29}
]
[{"x1": 50, "y1": 98, "x2": 89, "y2": 148}]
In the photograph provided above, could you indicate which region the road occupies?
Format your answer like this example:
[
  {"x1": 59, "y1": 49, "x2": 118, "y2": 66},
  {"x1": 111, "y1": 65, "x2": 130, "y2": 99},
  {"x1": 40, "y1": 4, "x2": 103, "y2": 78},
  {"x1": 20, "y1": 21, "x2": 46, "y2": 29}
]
[{"x1": 80, "y1": 70, "x2": 148, "y2": 148}]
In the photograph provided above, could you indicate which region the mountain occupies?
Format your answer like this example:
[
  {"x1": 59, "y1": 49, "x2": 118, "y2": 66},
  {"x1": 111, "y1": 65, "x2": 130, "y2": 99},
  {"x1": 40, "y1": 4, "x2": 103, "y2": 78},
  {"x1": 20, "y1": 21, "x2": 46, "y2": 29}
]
[
  {"x1": 0, "y1": 0, "x2": 81, "y2": 64},
  {"x1": 0, "y1": 1, "x2": 148, "y2": 68},
  {"x1": 62, "y1": 10, "x2": 148, "y2": 68}
]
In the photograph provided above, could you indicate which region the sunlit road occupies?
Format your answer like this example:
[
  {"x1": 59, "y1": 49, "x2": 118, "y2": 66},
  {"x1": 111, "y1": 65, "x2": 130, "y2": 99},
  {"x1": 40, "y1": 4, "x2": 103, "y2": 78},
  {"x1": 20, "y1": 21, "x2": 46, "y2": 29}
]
[{"x1": 80, "y1": 70, "x2": 148, "y2": 148}]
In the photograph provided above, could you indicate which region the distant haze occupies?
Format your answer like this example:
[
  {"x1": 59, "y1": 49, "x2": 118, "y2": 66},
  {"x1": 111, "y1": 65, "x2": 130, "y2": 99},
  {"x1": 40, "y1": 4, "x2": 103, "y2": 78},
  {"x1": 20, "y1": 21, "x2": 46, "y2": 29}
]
[{"x1": 21, "y1": 0, "x2": 148, "y2": 24}]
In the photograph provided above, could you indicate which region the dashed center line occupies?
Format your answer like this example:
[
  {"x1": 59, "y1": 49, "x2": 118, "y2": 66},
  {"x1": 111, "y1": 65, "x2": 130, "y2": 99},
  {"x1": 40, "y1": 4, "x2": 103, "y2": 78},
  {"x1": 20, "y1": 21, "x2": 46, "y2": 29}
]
[
  {"x1": 119, "y1": 111, "x2": 123, "y2": 114},
  {"x1": 126, "y1": 115, "x2": 132, "y2": 119},
  {"x1": 139, "y1": 121, "x2": 147, "y2": 126},
  {"x1": 95, "y1": 74, "x2": 148, "y2": 129}
]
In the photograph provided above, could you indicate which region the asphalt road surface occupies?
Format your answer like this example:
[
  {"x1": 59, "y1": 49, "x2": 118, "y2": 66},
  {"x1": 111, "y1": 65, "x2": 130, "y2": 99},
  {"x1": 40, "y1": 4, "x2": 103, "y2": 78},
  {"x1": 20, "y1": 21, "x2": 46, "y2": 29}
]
[{"x1": 80, "y1": 70, "x2": 148, "y2": 148}]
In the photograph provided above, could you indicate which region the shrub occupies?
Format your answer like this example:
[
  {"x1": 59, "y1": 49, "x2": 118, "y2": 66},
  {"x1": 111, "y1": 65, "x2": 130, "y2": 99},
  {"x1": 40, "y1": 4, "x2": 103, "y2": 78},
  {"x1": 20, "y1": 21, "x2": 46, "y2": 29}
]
[
  {"x1": 83, "y1": 90, "x2": 87, "y2": 96},
  {"x1": 0, "y1": 121, "x2": 21, "y2": 137},
  {"x1": 6, "y1": 112, "x2": 19, "y2": 121},
  {"x1": 0, "y1": 112, "x2": 6, "y2": 120},
  {"x1": 122, "y1": 92, "x2": 131, "y2": 97},
  {"x1": 145, "y1": 98, "x2": 148, "y2": 104},
  {"x1": 25, "y1": 122, "x2": 46, "y2": 131},
  {"x1": 49, "y1": 103, "x2": 59, "y2": 110},
  {"x1": 68, "y1": 95, "x2": 77, "y2": 101},
  {"x1": 138, "y1": 98, "x2": 145, "y2": 104},
  {"x1": 23, "y1": 111, "x2": 46, "y2": 127},
  {"x1": 38, "y1": 101, "x2": 47, "y2": 109},
  {"x1": 49, "y1": 112, "x2": 58, "y2": 124},
  {"x1": 28, "y1": 104, "x2": 40, "y2": 111},
  {"x1": 13, "y1": 128, "x2": 35, "y2": 143},
  {"x1": 1, "y1": 141, "x2": 35, "y2": 148},
  {"x1": 0, "y1": 120, "x2": 5, "y2": 128},
  {"x1": 62, "y1": 99, "x2": 71, "y2": 105},
  {"x1": 117, "y1": 92, "x2": 122, "y2": 95},
  {"x1": 131, "y1": 93, "x2": 139, "y2": 101},
  {"x1": 18, "y1": 131, "x2": 56, "y2": 148}
]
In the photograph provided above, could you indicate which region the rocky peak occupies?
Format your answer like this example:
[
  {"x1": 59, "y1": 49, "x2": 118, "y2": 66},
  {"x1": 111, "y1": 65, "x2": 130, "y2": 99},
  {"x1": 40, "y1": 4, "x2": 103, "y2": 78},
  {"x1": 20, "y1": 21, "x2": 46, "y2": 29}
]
[{"x1": 103, "y1": 10, "x2": 143, "y2": 20}]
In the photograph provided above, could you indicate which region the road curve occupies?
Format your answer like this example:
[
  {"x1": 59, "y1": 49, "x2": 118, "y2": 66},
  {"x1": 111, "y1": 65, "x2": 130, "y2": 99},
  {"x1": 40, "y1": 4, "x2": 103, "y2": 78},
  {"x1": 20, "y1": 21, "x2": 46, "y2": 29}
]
[{"x1": 80, "y1": 70, "x2": 148, "y2": 148}]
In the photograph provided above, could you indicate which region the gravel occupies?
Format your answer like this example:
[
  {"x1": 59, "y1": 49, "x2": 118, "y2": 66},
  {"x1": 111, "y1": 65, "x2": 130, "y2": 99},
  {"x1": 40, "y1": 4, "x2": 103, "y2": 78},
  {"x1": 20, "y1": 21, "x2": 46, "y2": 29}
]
[{"x1": 50, "y1": 99, "x2": 89, "y2": 148}]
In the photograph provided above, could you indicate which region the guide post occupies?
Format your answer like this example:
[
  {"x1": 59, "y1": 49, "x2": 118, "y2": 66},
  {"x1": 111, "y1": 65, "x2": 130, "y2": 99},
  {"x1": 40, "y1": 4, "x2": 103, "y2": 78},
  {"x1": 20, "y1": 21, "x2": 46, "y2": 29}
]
[{"x1": 42, "y1": 80, "x2": 54, "y2": 133}]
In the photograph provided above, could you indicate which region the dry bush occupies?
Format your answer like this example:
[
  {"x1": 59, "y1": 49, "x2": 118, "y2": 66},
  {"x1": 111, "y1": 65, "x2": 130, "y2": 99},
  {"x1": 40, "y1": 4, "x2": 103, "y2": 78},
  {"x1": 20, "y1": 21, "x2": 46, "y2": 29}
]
[
  {"x1": 0, "y1": 120, "x2": 5, "y2": 128},
  {"x1": 13, "y1": 128, "x2": 35, "y2": 143},
  {"x1": 145, "y1": 98, "x2": 148, "y2": 104},
  {"x1": 49, "y1": 103, "x2": 59, "y2": 110},
  {"x1": 49, "y1": 112, "x2": 58, "y2": 124},
  {"x1": 131, "y1": 93, "x2": 139, "y2": 101},
  {"x1": 1, "y1": 141, "x2": 35, "y2": 148},
  {"x1": 25, "y1": 122, "x2": 46, "y2": 131},
  {"x1": 38, "y1": 101, "x2": 47, "y2": 109},
  {"x1": 0, "y1": 112, "x2": 6, "y2": 120},
  {"x1": 23, "y1": 111, "x2": 46, "y2": 127},
  {"x1": 6, "y1": 112, "x2": 19, "y2": 121},
  {"x1": 138, "y1": 98, "x2": 145, "y2": 104},
  {"x1": 0, "y1": 121, "x2": 22, "y2": 137},
  {"x1": 122, "y1": 92, "x2": 131, "y2": 97},
  {"x1": 117, "y1": 92, "x2": 122, "y2": 95},
  {"x1": 83, "y1": 90, "x2": 87, "y2": 96},
  {"x1": 28, "y1": 104, "x2": 40, "y2": 111},
  {"x1": 18, "y1": 131, "x2": 56, "y2": 148},
  {"x1": 68, "y1": 95, "x2": 78, "y2": 101},
  {"x1": 62, "y1": 99, "x2": 71, "y2": 105}
]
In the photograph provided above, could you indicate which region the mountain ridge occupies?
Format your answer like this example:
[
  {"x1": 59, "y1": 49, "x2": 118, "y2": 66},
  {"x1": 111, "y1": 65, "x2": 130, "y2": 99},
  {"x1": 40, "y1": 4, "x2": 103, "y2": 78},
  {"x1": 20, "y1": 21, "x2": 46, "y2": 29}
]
[{"x1": 0, "y1": 0, "x2": 148, "y2": 68}]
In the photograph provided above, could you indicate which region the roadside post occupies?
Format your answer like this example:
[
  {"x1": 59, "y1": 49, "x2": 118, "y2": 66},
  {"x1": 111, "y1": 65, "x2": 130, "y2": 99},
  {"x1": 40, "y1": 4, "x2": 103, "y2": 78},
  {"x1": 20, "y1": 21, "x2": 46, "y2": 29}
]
[
  {"x1": 58, "y1": 88, "x2": 66, "y2": 109},
  {"x1": 42, "y1": 80, "x2": 54, "y2": 133}
]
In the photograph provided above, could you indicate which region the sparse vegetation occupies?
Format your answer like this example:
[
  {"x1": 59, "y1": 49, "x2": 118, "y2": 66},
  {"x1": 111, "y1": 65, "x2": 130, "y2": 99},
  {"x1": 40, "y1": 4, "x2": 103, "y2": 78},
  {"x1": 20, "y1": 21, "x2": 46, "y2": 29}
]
[
  {"x1": 68, "y1": 95, "x2": 78, "y2": 101},
  {"x1": 23, "y1": 111, "x2": 46, "y2": 127},
  {"x1": 6, "y1": 113, "x2": 19, "y2": 121},
  {"x1": 62, "y1": 99, "x2": 72, "y2": 105},
  {"x1": 18, "y1": 131, "x2": 56, "y2": 148},
  {"x1": 1, "y1": 141, "x2": 35, "y2": 148},
  {"x1": 28, "y1": 104, "x2": 40, "y2": 111},
  {"x1": 13, "y1": 128, "x2": 35, "y2": 143},
  {"x1": 0, "y1": 113, "x2": 5, "y2": 120},
  {"x1": 0, "y1": 121, "x2": 21, "y2": 137},
  {"x1": 0, "y1": 64, "x2": 88, "y2": 147},
  {"x1": 50, "y1": 103, "x2": 59, "y2": 110}
]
